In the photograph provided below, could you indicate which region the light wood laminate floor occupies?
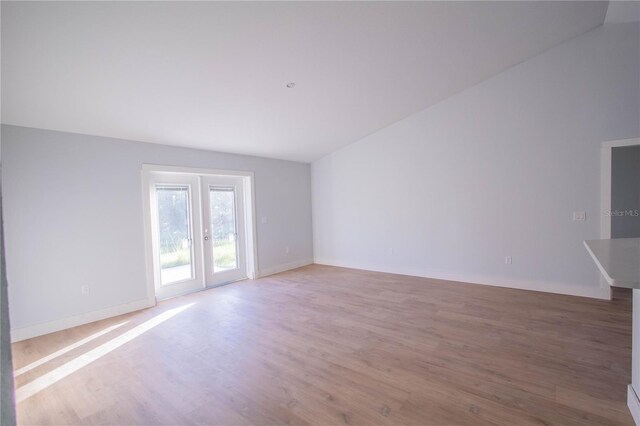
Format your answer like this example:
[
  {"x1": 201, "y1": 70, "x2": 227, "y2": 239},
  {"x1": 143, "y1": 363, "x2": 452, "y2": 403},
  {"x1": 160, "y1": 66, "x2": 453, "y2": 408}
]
[{"x1": 12, "y1": 265, "x2": 633, "y2": 425}]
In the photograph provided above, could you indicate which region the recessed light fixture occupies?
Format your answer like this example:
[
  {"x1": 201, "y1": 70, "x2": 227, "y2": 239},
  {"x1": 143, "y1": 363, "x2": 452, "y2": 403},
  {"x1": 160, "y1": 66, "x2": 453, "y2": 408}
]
[{"x1": 286, "y1": 82, "x2": 296, "y2": 89}]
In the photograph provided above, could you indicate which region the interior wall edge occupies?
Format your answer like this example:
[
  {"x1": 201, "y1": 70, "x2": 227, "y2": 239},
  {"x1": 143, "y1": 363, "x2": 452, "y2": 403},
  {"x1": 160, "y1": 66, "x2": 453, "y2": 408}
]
[{"x1": 257, "y1": 258, "x2": 314, "y2": 279}]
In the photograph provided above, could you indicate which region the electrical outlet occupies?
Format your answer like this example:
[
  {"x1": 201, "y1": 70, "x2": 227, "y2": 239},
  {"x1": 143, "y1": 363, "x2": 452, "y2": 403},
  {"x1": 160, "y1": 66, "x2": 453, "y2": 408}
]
[
  {"x1": 505, "y1": 256, "x2": 512, "y2": 265},
  {"x1": 573, "y1": 211, "x2": 586, "y2": 221},
  {"x1": 285, "y1": 246, "x2": 290, "y2": 254},
  {"x1": 81, "y1": 284, "x2": 90, "y2": 295}
]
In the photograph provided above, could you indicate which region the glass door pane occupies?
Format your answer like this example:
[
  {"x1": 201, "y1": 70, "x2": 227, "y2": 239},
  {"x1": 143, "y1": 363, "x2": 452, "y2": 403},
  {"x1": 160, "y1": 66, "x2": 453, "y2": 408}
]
[
  {"x1": 209, "y1": 187, "x2": 238, "y2": 272},
  {"x1": 156, "y1": 185, "x2": 193, "y2": 285},
  {"x1": 202, "y1": 176, "x2": 247, "y2": 287}
]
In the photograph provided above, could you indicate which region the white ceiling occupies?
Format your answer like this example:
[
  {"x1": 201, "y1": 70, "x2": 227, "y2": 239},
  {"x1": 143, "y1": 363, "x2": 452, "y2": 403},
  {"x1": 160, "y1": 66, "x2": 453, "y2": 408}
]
[
  {"x1": 1, "y1": 1, "x2": 609, "y2": 163},
  {"x1": 605, "y1": 0, "x2": 640, "y2": 23}
]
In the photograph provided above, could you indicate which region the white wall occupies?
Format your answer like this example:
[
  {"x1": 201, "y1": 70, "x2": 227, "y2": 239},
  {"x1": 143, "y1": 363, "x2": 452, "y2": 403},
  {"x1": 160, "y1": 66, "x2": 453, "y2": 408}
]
[
  {"x1": 2, "y1": 125, "x2": 313, "y2": 338},
  {"x1": 312, "y1": 22, "x2": 640, "y2": 299}
]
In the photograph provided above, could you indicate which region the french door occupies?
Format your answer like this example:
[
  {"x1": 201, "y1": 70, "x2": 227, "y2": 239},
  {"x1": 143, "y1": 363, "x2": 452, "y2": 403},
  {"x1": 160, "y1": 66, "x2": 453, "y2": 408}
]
[
  {"x1": 202, "y1": 176, "x2": 247, "y2": 286},
  {"x1": 149, "y1": 173, "x2": 247, "y2": 300},
  {"x1": 149, "y1": 174, "x2": 203, "y2": 300}
]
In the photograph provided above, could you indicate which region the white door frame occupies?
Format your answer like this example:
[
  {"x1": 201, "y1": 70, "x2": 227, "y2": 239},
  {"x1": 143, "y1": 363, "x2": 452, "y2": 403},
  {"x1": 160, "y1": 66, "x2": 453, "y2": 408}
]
[
  {"x1": 600, "y1": 138, "x2": 640, "y2": 239},
  {"x1": 141, "y1": 164, "x2": 259, "y2": 302}
]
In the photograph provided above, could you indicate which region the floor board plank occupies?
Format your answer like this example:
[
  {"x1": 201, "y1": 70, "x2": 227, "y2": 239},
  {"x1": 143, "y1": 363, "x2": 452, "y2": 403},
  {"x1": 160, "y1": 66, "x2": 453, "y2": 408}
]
[{"x1": 12, "y1": 265, "x2": 634, "y2": 425}]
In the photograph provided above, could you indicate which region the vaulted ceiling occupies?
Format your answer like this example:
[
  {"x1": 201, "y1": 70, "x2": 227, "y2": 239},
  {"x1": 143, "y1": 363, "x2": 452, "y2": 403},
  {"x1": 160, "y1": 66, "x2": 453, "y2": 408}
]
[{"x1": 1, "y1": 1, "x2": 609, "y2": 162}]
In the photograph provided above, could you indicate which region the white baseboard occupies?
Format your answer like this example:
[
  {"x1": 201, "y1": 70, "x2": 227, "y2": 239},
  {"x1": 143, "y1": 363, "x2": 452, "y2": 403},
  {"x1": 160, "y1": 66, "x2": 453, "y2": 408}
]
[
  {"x1": 257, "y1": 258, "x2": 313, "y2": 278},
  {"x1": 314, "y1": 258, "x2": 610, "y2": 300},
  {"x1": 10, "y1": 259, "x2": 606, "y2": 342},
  {"x1": 10, "y1": 258, "x2": 313, "y2": 342},
  {"x1": 11, "y1": 297, "x2": 156, "y2": 342},
  {"x1": 628, "y1": 385, "x2": 640, "y2": 425}
]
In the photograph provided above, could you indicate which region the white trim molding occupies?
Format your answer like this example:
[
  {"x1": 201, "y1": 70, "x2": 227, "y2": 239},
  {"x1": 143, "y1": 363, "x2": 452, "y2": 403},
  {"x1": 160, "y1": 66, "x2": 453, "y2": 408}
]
[
  {"x1": 257, "y1": 258, "x2": 314, "y2": 278},
  {"x1": 314, "y1": 259, "x2": 611, "y2": 300},
  {"x1": 11, "y1": 297, "x2": 155, "y2": 342},
  {"x1": 629, "y1": 385, "x2": 640, "y2": 426}
]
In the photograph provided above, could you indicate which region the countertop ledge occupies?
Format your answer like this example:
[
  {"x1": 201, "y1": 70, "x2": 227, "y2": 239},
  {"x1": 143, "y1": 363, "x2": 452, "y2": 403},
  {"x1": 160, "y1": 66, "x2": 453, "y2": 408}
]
[{"x1": 584, "y1": 238, "x2": 640, "y2": 289}]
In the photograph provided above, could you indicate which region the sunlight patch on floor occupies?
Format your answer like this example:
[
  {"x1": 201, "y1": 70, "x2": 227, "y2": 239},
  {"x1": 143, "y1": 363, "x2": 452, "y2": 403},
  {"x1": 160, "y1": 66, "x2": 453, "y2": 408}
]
[
  {"x1": 14, "y1": 322, "x2": 128, "y2": 378},
  {"x1": 15, "y1": 303, "x2": 195, "y2": 403}
]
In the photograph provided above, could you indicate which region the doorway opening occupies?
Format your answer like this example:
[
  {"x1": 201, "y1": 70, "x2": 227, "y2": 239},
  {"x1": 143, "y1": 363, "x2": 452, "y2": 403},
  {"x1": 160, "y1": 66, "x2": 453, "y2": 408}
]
[
  {"x1": 601, "y1": 138, "x2": 640, "y2": 240},
  {"x1": 142, "y1": 165, "x2": 257, "y2": 300},
  {"x1": 598, "y1": 138, "x2": 640, "y2": 300}
]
